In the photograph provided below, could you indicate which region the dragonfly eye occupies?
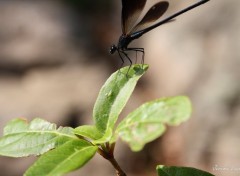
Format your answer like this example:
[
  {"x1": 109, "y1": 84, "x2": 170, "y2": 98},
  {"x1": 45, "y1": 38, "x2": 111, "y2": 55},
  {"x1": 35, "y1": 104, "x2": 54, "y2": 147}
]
[{"x1": 109, "y1": 45, "x2": 117, "y2": 54}]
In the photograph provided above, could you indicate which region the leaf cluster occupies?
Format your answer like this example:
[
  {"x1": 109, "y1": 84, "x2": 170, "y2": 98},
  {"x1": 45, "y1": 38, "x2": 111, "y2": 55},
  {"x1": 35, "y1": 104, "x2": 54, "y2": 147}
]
[{"x1": 0, "y1": 65, "x2": 213, "y2": 176}]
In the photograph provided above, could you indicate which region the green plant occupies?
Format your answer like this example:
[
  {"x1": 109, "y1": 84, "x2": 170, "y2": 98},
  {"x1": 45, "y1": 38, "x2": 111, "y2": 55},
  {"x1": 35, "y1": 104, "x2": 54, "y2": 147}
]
[{"x1": 0, "y1": 65, "x2": 214, "y2": 176}]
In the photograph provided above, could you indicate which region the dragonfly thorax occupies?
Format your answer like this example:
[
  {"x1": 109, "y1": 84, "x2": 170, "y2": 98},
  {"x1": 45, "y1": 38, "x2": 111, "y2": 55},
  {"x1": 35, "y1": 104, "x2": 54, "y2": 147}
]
[
  {"x1": 109, "y1": 35, "x2": 133, "y2": 54},
  {"x1": 117, "y1": 35, "x2": 132, "y2": 50}
]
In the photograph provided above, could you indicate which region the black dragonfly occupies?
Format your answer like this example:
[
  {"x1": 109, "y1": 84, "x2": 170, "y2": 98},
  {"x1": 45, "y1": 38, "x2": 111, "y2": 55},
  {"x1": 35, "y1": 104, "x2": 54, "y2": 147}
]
[{"x1": 110, "y1": 0, "x2": 210, "y2": 66}]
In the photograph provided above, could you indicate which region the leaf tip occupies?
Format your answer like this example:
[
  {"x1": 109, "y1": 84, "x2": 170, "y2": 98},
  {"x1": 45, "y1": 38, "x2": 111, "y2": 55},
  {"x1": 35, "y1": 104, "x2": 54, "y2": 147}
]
[{"x1": 132, "y1": 64, "x2": 149, "y2": 75}]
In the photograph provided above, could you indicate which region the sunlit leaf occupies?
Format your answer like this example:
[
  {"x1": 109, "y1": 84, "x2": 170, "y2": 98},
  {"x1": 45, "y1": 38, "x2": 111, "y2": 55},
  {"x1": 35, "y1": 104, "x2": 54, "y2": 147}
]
[
  {"x1": 114, "y1": 96, "x2": 192, "y2": 151},
  {"x1": 92, "y1": 128, "x2": 113, "y2": 144},
  {"x1": 93, "y1": 64, "x2": 148, "y2": 143},
  {"x1": 0, "y1": 118, "x2": 77, "y2": 157},
  {"x1": 24, "y1": 139, "x2": 98, "y2": 176},
  {"x1": 73, "y1": 125, "x2": 103, "y2": 140}
]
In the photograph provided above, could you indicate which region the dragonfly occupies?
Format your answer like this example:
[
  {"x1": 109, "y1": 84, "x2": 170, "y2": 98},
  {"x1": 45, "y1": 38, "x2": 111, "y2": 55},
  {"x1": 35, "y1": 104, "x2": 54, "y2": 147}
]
[{"x1": 110, "y1": 0, "x2": 210, "y2": 66}]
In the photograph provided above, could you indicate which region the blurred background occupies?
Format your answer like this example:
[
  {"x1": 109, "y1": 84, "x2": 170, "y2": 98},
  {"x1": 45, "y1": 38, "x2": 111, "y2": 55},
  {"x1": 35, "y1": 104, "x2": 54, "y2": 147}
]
[{"x1": 0, "y1": 0, "x2": 239, "y2": 176}]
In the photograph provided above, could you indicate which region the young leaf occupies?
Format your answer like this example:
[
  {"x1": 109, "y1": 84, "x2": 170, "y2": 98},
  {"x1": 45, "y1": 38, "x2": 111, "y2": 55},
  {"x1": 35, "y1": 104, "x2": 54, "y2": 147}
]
[
  {"x1": 92, "y1": 128, "x2": 113, "y2": 144},
  {"x1": 114, "y1": 96, "x2": 192, "y2": 151},
  {"x1": 93, "y1": 64, "x2": 148, "y2": 142},
  {"x1": 73, "y1": 125, "x2": 103, "y2": 140},
  {"x1": 24, "y1": 139, "x2": 98, "y2": 176},
  {"x1": 156, "y1": 165, "x2": 215, "y2": 176},
  {"x1": 0, "y1": 118, "x2": 77, "y2": 157}
]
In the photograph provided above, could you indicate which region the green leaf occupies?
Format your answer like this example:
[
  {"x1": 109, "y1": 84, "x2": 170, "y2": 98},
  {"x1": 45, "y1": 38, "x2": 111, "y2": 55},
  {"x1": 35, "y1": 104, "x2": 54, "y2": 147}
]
[
  {"x1": 24, "y1": 139, "x2": 98, "y2": 176},
  {"x1": 73, "y1": 125, "x2": 103, "y2": 140},
  {"x1": 92, "y1": 128, "x2": 112, "y2": 144},
  {"x1": 114, "y1": 96, "x2": 192, "y2": 151},
  {"x1": 0, "y1": 118, "x2": 77, "y2": 157},
  {"x1": 93, "y1": 64, "x2": 148, "y2": 142},
  {"x1": 156, "y1": 165, "x2": 215, "y2": 176}
]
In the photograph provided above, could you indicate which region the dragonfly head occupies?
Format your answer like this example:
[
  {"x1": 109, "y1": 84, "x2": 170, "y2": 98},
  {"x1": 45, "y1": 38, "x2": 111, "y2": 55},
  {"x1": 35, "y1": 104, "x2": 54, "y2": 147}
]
[{"x1": 109, "y1": 45, "x2": 117, "y2": 54}]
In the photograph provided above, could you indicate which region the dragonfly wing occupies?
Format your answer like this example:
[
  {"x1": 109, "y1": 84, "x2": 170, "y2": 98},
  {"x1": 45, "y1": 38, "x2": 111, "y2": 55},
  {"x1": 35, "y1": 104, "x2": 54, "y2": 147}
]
[
  {"x1": 122, "y1": 0, "x2": 147, "y2": 35},
  {"x1": 130, "y1": 1, "x2": 169, "y2": 33}
]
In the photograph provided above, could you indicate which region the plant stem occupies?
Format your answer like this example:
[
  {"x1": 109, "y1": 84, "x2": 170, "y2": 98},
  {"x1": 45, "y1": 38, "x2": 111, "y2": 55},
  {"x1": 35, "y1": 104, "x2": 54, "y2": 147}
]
[
  {"x1": 97, "y1": 146, "x2": 127, "y2": 176},
  {"x1": 108, "y1": 157, "x2": 127, "y2": 176}
]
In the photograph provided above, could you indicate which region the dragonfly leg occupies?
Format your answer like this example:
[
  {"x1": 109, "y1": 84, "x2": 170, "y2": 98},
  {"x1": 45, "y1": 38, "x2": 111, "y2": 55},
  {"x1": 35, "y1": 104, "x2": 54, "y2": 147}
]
[
  {"x1": 120, "y1": 50, "x2": 133, "y2": 76},
  {"x1": 127, "y1": 48, "x2": 145, "y2": 66},
  {"x1": 117, "y1": 49, "x2": 125, "y2": 68}
]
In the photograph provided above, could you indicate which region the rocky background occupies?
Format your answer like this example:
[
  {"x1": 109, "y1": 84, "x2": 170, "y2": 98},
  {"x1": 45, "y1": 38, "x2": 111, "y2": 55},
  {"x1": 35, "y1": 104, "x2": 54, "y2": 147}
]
[{"x1": 0, "y1": 0, "x2": 239, "y2": 176}]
